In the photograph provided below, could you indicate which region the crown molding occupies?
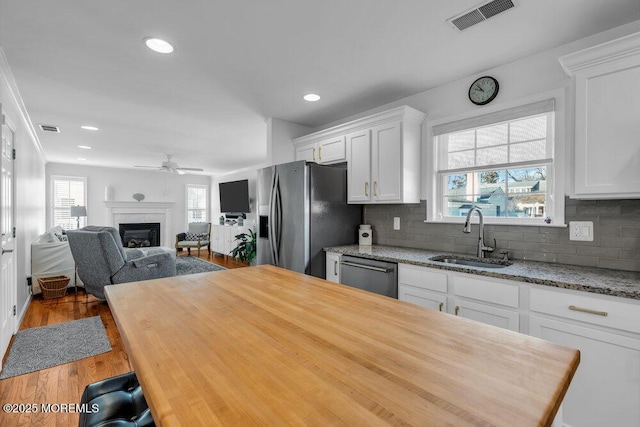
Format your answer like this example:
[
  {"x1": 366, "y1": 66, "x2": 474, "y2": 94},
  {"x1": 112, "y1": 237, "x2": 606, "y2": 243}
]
[
  {"x1": 559, "y1": 31, "x2": 640, "y2": 76},
  {"x1": 0, "y1": 47, "x2": 47, "y2": 163},
  {"x1": 293, "y1": 105, "x2": 427, "y2": 146}
]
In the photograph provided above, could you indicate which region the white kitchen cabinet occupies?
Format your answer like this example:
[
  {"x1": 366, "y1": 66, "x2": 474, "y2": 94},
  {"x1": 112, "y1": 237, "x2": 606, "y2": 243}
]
[
  {"x1": 345, "y1": 129, "x2": 372, "y2": 202},
  {"x1": 395, "y1": 260, "x2": 640, "y2": 426},
  {"x1": 295, "y1": 142, "x2": 316, "y2": 162},
  {"x1": 346, "y1": 108, "x2": 424, "y2": 204},
  {"x1": 559, "y1": 31, "x2": 640, "y2": 199},
  {"x1": 452, "y1": 298, "x2": 519, "y2": 331},
  {"x1": 325, "y1": 252, "x2": 341, "y2": 283},
  {"x1": 450, "y1": 273, "x2": 520, "y2": 331},
  {"x1": 294, "y1": 136, "x2": 346, "y2": 164},
  {"x1": 398, "y1": 264, "x2": 448, "y2": 312},
  {"x1": 530, "y1": 286, "x2": 640, "y2": 427},
  {"x1": 293, "y1": 106, "x2": 425, "y2": 204},
  {"x1": 398, "y1": 263, "x2": 519, "y2": 330}
]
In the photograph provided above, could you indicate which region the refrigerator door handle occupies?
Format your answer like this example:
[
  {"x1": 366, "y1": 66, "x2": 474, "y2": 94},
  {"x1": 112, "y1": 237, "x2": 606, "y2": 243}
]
[
  {"x1": 273, "y1": 172, "x2": 283, "y2": 266},
  {"x1": 268, "y1": 171, "x2": 278, "y2": 265}
]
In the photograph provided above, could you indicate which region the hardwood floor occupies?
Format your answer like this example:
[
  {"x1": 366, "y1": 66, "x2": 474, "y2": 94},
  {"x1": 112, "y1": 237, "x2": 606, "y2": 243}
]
[{"x1": 0, "y1": 251, "x2": 244, "y2": 426}]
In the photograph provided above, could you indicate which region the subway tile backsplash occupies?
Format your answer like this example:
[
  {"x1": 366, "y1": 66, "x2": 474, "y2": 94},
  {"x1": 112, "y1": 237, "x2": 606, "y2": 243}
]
[{"x1": 363, "y1": 197, "x2": 640, "y2": 272}]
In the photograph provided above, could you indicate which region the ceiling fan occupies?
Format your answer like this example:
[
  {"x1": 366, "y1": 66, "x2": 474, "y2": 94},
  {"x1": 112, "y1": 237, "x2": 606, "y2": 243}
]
[{"x1": 135, "y1": 154, "x2": 204, "y2": 175}]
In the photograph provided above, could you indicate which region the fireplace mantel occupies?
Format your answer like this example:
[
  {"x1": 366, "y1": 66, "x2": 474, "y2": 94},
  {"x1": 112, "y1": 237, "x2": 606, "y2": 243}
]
[
  {"x1": 104, "y1": 201, "x2": 176, "y2": 247},
  {"x1": 104, "y1": 201, "x2": 175, "y2": 209}
]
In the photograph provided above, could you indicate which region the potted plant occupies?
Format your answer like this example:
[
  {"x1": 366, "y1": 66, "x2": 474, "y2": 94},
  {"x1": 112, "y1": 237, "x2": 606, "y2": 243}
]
[{"x1": 230, "y1": 229, "x2": 257, "y2": 265}]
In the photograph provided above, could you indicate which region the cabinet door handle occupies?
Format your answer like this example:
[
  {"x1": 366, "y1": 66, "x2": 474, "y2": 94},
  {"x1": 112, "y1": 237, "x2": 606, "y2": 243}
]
[
  {"x1": 364, "y1": 182, "x2": 369, "y2": 197},
  {"x1": 312, "y1": 148, "x2": 316, "y2": 162},
  {"x1": 569, "y1": 305, "x2": 608, "y2": 317},
  {"x1": 438, "y1": 302, "x2": 444, "y2": 312},
  {"x1": 318, "y1": 146, "x2": 322, "y2": 161},
  {"x1": 334, "y1": 260, "x2": 338, "y2": 276},
  {"x1": 455, "y1": 306, "x2": 460, "y2": 316},
  {"x1": 2, "y1": 248, "x2": 13, "y2": 255},
  {"x1": 374, "y1": 181, "x2": 378, "y2": 197}
]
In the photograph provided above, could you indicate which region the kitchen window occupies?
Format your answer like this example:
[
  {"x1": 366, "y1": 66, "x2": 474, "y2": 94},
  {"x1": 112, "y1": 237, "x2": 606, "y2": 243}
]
[
  {"x1": 186, "y1": 184, "x2": 208, "y2": 223},
  {"x1": 51, "y1": 176, "x2": 87, "y2": 229},
  {"x1": 428, "y1": 98, "x2": 564, "y2": 226}
]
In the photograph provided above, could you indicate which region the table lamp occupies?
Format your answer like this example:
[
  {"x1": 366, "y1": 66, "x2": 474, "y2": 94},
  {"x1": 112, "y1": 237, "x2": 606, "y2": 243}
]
[{"x1": 70, "y1": 205, "x2": 87, "y2": 229}]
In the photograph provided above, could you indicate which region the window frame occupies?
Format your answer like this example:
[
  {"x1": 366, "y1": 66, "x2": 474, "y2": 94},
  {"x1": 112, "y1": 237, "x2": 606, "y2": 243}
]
[
  {"x1": 185, "y1": 184, "x2": 209, "y2": 224},
  {"x1": 50, "y1": 175, "x2": 87, "y2": 230},
  {"x1": 425, "y1": 89, "x2": 566, "y2": 227}
]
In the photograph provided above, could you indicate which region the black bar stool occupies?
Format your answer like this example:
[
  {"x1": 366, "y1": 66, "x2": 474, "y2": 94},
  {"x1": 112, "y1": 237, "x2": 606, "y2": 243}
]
[{"x1": 78, "y1": 371, "x2": 155, "y2": 427}]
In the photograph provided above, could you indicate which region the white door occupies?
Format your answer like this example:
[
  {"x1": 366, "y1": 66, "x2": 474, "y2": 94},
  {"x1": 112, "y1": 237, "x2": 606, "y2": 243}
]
[
  {"x1": 371, "y1": 121, "x2": 402, "y2": 202},
  {"x1": 346, "y1": 129, "x2": 371, "y2": 203},
  {"x1": 0, "y1": 111, "x2": 17, "y2": 364}
]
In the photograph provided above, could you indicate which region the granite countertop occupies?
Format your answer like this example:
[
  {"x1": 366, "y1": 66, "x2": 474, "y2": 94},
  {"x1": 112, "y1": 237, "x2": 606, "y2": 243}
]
[{"x1": 325, "y1": 245, "x2": 640, "y2": 300}]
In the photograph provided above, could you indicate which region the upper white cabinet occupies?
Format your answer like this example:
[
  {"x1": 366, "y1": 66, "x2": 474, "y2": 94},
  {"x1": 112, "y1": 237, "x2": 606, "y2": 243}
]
[
  {"x1": 560, "y1": 31, "x2": 640, "y2": 199},
  {"x1": 295, "y1": 136, "x2": 346, "y2": 164},
  {"x1": 293, "y1": 106, "x2": 426, "y2": 204}
]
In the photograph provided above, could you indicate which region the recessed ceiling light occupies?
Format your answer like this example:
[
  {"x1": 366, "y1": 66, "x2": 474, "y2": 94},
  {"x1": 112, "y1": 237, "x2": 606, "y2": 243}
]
[
  {"x1": 303, "y1": 93, "x2": 321, "y2": 102},
  {"x1": 77, "y1": 157, "x2": 87, "y2": 161},
  {"x1": 144, "y1": 37, "x2": 174, "y2": 54},
  {"x1": 78, "y1": 145, "x2": 92, "y2": 150},
  {"x1": 81, "y1": 125, "x2": 99, "y2": 131}
]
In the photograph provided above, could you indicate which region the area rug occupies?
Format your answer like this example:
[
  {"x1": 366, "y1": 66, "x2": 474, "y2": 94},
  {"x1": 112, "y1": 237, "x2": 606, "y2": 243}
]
[
  {"x1": 176, "y1": 256, "x2": 226, "y2": 276},
  {"x1": 0, "y1": 316, "x2": 111, "y2": 379}
]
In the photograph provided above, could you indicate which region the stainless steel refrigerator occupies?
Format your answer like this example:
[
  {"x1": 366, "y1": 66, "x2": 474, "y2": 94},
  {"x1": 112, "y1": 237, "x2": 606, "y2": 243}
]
[{"x1": 256, "y1": 160, "x2": 362, "y2": 278}]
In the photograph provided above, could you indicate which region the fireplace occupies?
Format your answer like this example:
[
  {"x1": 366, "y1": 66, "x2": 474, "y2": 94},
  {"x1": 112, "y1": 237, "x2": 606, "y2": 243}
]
[{"x1": 119, "y1": 223, "x2": 161, "y2": 248}]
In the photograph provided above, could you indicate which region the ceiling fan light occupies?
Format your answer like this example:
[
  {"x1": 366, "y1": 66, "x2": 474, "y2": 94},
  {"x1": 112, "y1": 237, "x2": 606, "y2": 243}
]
[
  {"x1": 303, "y1": 93, "x2": 321, "y2": 102},
  {"x1": 144, "y1": 37, "x2": 174, "y2": 54},
  {"x1": 81, "y1": 125, "x2": 99, "y2": 131}
]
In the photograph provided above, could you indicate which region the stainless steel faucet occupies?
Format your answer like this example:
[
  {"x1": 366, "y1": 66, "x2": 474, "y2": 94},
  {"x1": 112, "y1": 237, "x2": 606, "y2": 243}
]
[{"x1": 463, "y1": 206, "x2": 494, "y2": 258}]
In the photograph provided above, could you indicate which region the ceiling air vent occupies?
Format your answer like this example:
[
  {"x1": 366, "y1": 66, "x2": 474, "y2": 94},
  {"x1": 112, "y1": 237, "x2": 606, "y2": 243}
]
[
  {"x1": 447, "y1": 0, "x2": 516, "y2": 31},
  {"x1": 39, "y1": 124, "x2": 60, "y2": 133}
]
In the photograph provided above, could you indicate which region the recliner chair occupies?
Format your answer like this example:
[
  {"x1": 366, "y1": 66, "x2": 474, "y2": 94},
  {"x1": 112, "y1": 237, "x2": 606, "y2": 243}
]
[{"x1": 67, "y1": 226, "x2": 176, "y2": 300}]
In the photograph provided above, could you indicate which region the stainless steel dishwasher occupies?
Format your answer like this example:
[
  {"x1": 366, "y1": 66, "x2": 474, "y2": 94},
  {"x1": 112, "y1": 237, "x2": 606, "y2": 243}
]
[{"x1": 340, "y1": 255, "x2": 398, "y2": 298}]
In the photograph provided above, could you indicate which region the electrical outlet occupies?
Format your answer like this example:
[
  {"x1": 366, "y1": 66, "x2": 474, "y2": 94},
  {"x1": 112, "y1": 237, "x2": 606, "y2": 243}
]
[
  {"x1": 393, "y1": 217, "x2": 400, "y2": 230},
  {"x1": 569, "y1": 221, "x2": 594, "y2": 241}
]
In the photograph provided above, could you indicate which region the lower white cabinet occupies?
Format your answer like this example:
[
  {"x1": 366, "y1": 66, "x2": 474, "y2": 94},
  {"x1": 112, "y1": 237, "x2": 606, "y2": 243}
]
[
  {"x1": 451, "y1": 273, "x2": 520, "y2": 332},
  {"x1": 398, "y1": 263, "x2": 519, "y2": 331},
  {"x1": 325, "y1": 252, "x2": 341, "y2": 283},
  {"x1": 529, "y1": 286, "x2": 640, "y2": 427},
  {"x1": 389, "y1": 262, "x2": 640, "y2": 426},
  {"x1": 211, "y1": 224, "x2": 248, "y2": 256},
  {"x1": 398, "y1": 263, "x2": 447, "y2": 312},
  {"x1": 452, "y1": 298, "x2": 519, "y2": 332}
]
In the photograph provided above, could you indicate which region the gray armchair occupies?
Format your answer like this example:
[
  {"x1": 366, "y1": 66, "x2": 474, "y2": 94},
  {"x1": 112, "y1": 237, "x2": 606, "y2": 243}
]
[
  {"x1": 175, "y1": 222, "x2": 211, "y2": 257},
  {"x1": 67, "y1": 226, "x2": 176, "y2": 300}
]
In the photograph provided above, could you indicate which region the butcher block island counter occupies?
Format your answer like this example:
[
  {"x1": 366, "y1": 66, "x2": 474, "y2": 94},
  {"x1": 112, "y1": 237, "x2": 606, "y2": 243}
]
[{"x1": 105, "y1": 265, "x2": 579, "y2": 427}]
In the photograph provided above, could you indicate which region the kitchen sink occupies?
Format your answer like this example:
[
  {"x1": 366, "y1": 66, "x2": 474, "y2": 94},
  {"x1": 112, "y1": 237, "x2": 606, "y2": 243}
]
[{"x1": 429, "y1": 255, "x2": 512, "y2": 269}]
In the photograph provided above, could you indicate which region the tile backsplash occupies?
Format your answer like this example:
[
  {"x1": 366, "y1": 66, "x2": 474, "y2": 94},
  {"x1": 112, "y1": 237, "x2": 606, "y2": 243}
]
[{"x1": 363, "y1": 197, "x2": 640, "y2": 272}]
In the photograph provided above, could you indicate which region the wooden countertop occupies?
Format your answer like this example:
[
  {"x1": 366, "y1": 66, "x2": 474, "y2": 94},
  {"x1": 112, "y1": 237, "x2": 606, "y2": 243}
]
[{"x1": 105, "y1": 265, "x2": 579, "y2": 426}]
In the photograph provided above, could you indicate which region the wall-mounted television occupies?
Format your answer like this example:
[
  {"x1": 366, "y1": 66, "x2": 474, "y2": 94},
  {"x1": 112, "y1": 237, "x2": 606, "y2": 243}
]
[{"x1": 219, "y1": 179, "x2": 250, "y2": 213}]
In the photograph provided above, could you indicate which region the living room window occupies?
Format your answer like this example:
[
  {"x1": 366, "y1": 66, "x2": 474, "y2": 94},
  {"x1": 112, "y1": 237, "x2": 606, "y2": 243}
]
[
  {"x1": 51, "y1": 176, "x2": 87, "y2": 229},
  {"x1": 428, "y1": 98, "x2": 563, "y2": 226},
  {"x1": 186, "y1": 184, "x2": 208, "y2": 223}
]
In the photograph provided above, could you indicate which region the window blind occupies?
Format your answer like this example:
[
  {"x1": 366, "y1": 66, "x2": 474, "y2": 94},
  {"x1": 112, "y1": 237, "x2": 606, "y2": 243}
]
[{"x1": 433, "y1": 99, "x2": 555, "y2": 136}]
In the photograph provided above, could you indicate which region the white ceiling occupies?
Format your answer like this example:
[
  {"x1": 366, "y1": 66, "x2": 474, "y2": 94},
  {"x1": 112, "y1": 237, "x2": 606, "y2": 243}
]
[{"x1": 1, "y1": 1, "x2": 639, "y2": 176}]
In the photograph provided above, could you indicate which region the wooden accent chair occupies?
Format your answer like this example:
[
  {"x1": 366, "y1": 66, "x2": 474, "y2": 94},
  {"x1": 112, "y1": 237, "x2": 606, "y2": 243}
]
[{"x1": 175, "y1": 222, "x2": 211, "y2": 257}]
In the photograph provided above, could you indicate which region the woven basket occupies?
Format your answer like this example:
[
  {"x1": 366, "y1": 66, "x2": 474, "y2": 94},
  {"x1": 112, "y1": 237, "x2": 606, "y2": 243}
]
[{"x1": 38, "y1": 275, "x2": 70, "y2": 299}]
